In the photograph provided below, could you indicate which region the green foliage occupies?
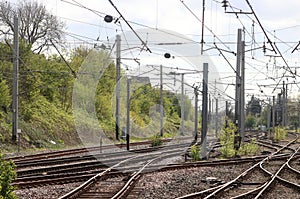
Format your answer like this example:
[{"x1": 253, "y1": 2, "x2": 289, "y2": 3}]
[
  {"x1": 238, "y1": 139, "x2": 260, "y2": 156},
  {"x1": 245, "y1": 114, "x2": 256, "y2": 129},
  {"x1": 0, "y1": 40, "x2": 194, "y2": 149},
  {"x1": 220, "y1": 118, "x2": 260, "y2": 158},
  {"x1": 0, "y1": 154, "x2": 17, "y2": 199},
  {"x1": 151, "y1": 134, "x2": 163, "y2": 147},
  {"x1": 274, "y1": 126, "x2": 287, "y2": 141},
  {"x1": 246, "y1": 95, "x2": 261, "y2": 115},
  {"x1": 219, "y1": 118, "x2": 237, "y2": 158},
  {"x1": 190, "y1": 145, "x2": 201, "y2": 161},
  {"x1": 0, "y1": 79, "x2": 10, "y2": 108}
]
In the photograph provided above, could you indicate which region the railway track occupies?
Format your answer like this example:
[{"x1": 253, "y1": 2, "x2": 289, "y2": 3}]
[
  {"x1": 14, "y1": 131, "x2": 300, "y2": 198},
  {"x1": 13, "y1": 142, "x2": 191, "y2": 188},
  {"x1": 176, "y1": 132, "x2": 300, "y2": 199},
  {"x1": 8, "y1": 138, "x2": 178, "y2": 163},
  {"x1": 59, "y1": 148, "x2": 186, "y2": 198}
]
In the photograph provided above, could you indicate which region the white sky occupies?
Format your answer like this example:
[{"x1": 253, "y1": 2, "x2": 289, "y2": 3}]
[{"x1": 11, "y1": 0, "x2": 300, "y2": 104}]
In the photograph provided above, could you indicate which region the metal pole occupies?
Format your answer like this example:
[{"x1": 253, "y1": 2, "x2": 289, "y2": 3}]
[
  {"x1": 12, "y1": 15, "x2": 19, "y2": 142},
  {"x1": 225, "y1": 101, "x2": 229, "y2": 127},
  {"x1": 298, "y1": 102, "x2": 300, "y2": 133},
  {"x1": 194, "y1": 87, "x2": 198, "y2": 141},
  {"x1": 126, "y1": 78, "x2": 130, "y2": 150},
  {"x1": 201, "y1": 63, "x2": 208, "y2": 159},
  {"x1": 260, "y1": 101, "x2": 263, "y2": 130},
  {"x1": 240, "y1": 39, "x2": 245, "y2": 142},
  {"x1": 272, "y1": 96, "x2": 275, "y2": 141},
  {"x1": 267, "y1": 98, "x2": 271, "y2": 129},
  {"x1": 215, "y1": 98, "x2": 218, "y2": 138},
  {"x1": 201, "y1": 0, "x2": 205, "y2": 55},
  {"x1": 115, "y1": 35, "x2": 121, "y2": 141},
  {"x1": 235, "y1": 29, "x2": 242, "y2": 128},
  {"x1": 282, "y1": 81, "x2": 285, "y2": 126},
  {"x1": 208, "y1": 94, "x2": 211, "y2": 122},
  {"x1": 285, "y1": 83, "x2": 288, "y2": 127},
  {"x1": 181, "y1": 74, "x2": 184, "y2": 135},
  {"x1": 17, "y1": 130, "x2": 21, "y2": 154},
  {"x1": 234, "y1": 29, "x2": 242, "y2": 149},
  {"x1": 160, "y1": 65, "x2": 163, "y2": 137}
]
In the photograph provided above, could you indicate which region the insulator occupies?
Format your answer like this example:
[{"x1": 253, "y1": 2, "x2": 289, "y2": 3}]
[
  {"x1": 104, "y1": 15, "x2": 113, "y2": 23},
  {"x1": 222, "y1": 0, "x2": 228, "y2": 10},
  {"x1": 164, "y1": 53, "x2": 171, "y2": 59}
]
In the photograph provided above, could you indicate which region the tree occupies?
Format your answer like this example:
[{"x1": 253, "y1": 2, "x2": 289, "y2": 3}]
[
  {"x1": 245, "y1": 114, "x2": 256, "y2": 130},
  {"x1": 246, "y1": 95, "x2": 261, "y2": 116},
  {"x1": 0, "y1": 0, "x2": 65, "y2": 53}
]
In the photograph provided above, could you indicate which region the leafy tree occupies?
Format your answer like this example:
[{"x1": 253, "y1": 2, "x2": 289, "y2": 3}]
[
  {"x1": 246, "y1": 95, "x2": 261, "y2": 116},
  {"x1": 0, "y1": 0, "x2": 65, "y2": 53},
  {"x1": 245, "y1": 114, "x2": 256, "y2": 130},
  {"x1": 0, "y1": 154, "x2": 17, "y2": 199}
]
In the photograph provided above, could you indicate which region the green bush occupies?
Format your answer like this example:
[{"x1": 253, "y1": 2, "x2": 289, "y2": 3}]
[
  {"x1": 274, "y1": 126, "x2": 287, "y2": 141},
  {"x1": 0, "y1": 154, "x2": 17, "y2": 199},
  {"x1": 220, "y1": 119, "x2": 260, "y2": 157},
  {"x1": 219, "y1": 118, "x2": 237, "y2": 158},
  {"x1": 151, "y1": 134, "x2": 163, "y2": 147},
  {"x1": 238, "y1": 139, "x2": 260, "y2": 156},
  {"x1": 190, "y1": 145, "x2": 201, "y2": 161}
]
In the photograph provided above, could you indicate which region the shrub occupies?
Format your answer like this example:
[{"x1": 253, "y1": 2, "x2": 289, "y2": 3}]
[
  {"x1": 190, "y1": 145, "x2": 201, "y2": 161},
  {"x1": 151, "y1": 134, "x2": 163, "y2": 147},
  {"x1": 219, "y1": 118, "x2": 237, "y2": 158},
  {"x1": 238, "y1": 139, "x2": 260, "y2": 156},
  {"x1": 274, "y1": 126, "x2": 287, "y2": 141},
  {"x1": 0, "y1": 154, "x2": 17, "y2": 199}
]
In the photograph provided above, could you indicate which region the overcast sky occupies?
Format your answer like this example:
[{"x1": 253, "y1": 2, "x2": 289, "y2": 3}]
[{"x1": 10, "y1": 0, "x2": 300, "y2": 102}]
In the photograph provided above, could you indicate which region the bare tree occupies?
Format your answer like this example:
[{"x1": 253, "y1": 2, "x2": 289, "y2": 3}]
[{"x1": 0, "y1": 0, "x2": 65, "y2": 53}]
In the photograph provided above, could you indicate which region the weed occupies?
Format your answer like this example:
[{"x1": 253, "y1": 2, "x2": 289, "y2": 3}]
[{"x1": 190, "y1": 145, "x2": 201, "y2": 161}]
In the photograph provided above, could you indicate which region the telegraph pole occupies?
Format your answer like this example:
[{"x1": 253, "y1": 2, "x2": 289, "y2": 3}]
[
  {"x1": 181, "y1": 74, "x2": 184, "y2": 135},
  {"x1": 115, "y1": 35, "x2": 121, "y2": 141},
  {"x1": 201, "y1": 63, "x2": 208, "y2": 159},
  {"x1": 12, "y1": 15, "x2": 19, "y2": 142},
  {"x1": 126, "y1": 78, "x2": 130, "y2": 150},
  {"x1": 160, "y1": 65, "x2": 163, "y2": 137}
]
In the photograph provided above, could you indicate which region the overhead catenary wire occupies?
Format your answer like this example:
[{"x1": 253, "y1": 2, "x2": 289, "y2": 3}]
[
  {"x1": 107, "y1": 0, "x2": 152, "y2": 53},
  {"x1": 179, "y1": 0, "x2": 232, "y2": 52},
  {"x1": 50, "y1": 39, "x2": 77, "y2": 78}
]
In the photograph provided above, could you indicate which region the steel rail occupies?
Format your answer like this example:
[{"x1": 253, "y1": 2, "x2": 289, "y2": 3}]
[
  {"x1": 58, "y1": 155, "x2": 141, "y2": 199},
  {"x1": 177, "y1": 133, "x2": 299, "y2": 199},
  {"x1": 255, "y1": 145, "x2": 300, "y2": 198}
]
